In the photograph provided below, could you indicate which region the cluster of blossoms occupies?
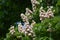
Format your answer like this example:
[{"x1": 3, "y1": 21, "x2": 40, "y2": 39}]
[
  {"x1": 24, "y1": 23, "x2": 35, "y2": 37},
  {"x1": 39, "y1": 6, "x2": 54, "y2": 21},
  {"x1": 31, "y1": 0, "x2": 40, "y2": 12},
  {"x1": 17, "y1": 20, "x2": 36, "y2": 37},
  {"x1": 18, "y1": 23, "x2": 24, "y2": 33},
  {"x1": 21, "y1": 8, "x2": 33, "y2": 22},
  {"x1": 9, "y1": 25, "x2": 15, "y2": 35},
  {"x1": 25, "y1": 8, "x2": 33, "y2": 16},
  {"x1": 20, "y1": 13, "x2": 29, "y2": 23},
  {"x1": 18, "y1": 8, "x2": 36, "y2": 37},
  {"x1": 9, "y1": 20, "x2": 36, "y2": 37},
  {"x1": 25, "y1": 8, "x2": 33, "y2": 20},
  {"x1": 17, "y1": 22, "x2": 36, "y2": 40}
]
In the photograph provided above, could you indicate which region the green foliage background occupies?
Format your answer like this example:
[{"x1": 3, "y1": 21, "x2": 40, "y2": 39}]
[{"x1": 0, "y1": 0, "x2": 60, "y2": 40}]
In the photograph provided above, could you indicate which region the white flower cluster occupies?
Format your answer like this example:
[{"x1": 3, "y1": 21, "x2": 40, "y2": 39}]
[
  {"x1": 46, "y1": 8, "x2": 54, "y2": 18},
  {"x1": 39, "y1": 7, "x2": 46, "y2": 21},
  {"x1": 21, "y1": 8, "x2": 33, "y2": 22},
  {"x1": 39, "y1": 6, "x2": 54, "y2": 21},
  {"x1": 18, "y1": 21, "x2": 36, "y2": 37},
  {"x1": 31, "y1": 0, "x2": 40, "y2": 12},
  {"x1": 18, "y1": 23, "x2": 23, "y2": 33},
  {"x1": 20, "y1": 13, "x2": 36, "y2": 36},
  {"x1": 25, "y1": 8, "x2": 33, "y2": 20},
  {"x1": 24, "y1": 23, "x2": 35, "y2": 36},
  {"x1": 18, "y1": 8, "x2": 36, "y2": 36},
  {"x1": 9, "y1": 25, "x2": 15, "y2": 35},
  {"x1": 9, "y1": 20, "x2": 36, "y2": 36},
  {"x1": 25, "y1": 8, "x2": 33, "y2": 16},
  {"x1": 21, "y1": 13, "x2": 28, "y2": 22}
]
